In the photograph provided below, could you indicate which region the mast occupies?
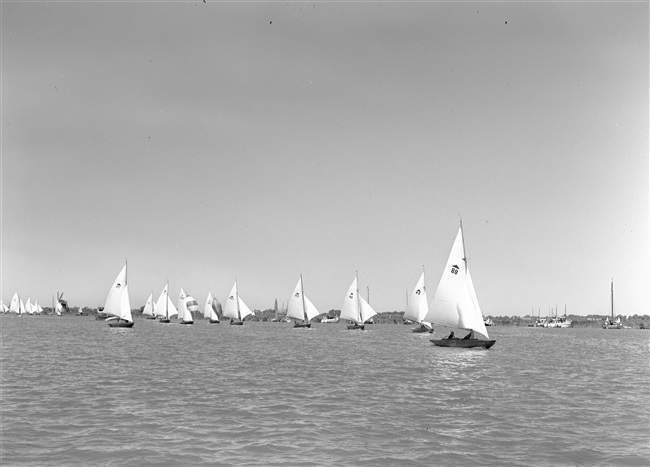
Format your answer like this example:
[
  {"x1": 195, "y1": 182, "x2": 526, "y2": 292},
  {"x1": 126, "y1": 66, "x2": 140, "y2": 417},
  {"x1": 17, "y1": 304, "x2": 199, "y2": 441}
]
[
  {"x1": 356, "y1": 271, "x2": 361, "y2": 324},
  {"x1": 165, "y1": 281, "x2": 169, "y2": 319},
  {"x1": 236, "y1": 279, "x2": 241, "y2": 321},
  {"x1": 300, "y1": 274, "x2": 307, "y2": 322},
  {"x1": 611, "y1": 278, "x2": 614, "y2": 319}
]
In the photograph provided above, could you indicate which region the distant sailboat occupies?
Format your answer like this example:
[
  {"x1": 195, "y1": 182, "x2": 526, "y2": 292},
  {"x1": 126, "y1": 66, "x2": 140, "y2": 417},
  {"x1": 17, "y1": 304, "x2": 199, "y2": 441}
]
[
  {"x1": 9, "y1": 292, "x2": 21, "y2": 316},
  {"x1": 425, "y1": 223, "x2": 496, "y2": 349},
  {"x1": 177, "y1": 288, "x2": 196, "y2": 325},
  {"x1": 142, "y1": 292, "x2": 156, "y2": 319},
  {"x1": 1, "y1": 300, "x2": 8, "y2": 314},
  {"x1": 223, "y1": 280, "x2": 253, "y2": 325},
  {"x1": 403, "y1": 269, "x2": 433, "y2": 333},
  {"x1": 340, "y1": 273, "x2": 377, "y2": 330},
  {"x1": 154, "y1": 283, "x2": 178, "y2": 323},
  {"x1": 103, "y1": 263, "x2": 134, "y2": 328},
  {"x1": 25, "y1": 297, "x2": 35, "y2": 315},
  {"x1": 204, "y1": 292, "x2": 221, "y2": 323},
  {"x1": 286, "y1": 275, "x2": 321, "y2": 328},
  {"x1": 603, "y1": 279, "x2": 622, "y2": 329}
]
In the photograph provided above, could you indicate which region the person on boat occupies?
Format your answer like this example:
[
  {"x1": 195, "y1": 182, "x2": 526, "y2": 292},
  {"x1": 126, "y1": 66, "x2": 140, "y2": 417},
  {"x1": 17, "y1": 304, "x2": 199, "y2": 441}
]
[
  {"x1": 447, "y1": 331, "x2": 455, "y2": 339},
  {"x1": 463, "y1": 331, "x2": 473, "y2": 340}
]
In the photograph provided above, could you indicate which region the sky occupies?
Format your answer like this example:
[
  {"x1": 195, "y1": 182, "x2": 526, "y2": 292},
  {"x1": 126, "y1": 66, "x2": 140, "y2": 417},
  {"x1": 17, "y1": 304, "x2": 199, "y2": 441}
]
[{"x1": 1, "y1": 1, "x2": 648, "y2": 317}]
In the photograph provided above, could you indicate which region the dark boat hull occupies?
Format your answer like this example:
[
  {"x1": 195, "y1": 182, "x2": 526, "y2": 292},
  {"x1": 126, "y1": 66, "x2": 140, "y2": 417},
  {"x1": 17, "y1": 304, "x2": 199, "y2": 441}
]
[
  {"x1": 180, "y1": 321, "x2": 193, "y2": 325},
  {"x1": 347, "y1": 324, "x2": 365, "y2": 330},
  {"x1": 431, "y1": 338, "x2": 496, "y2": 349},
  {"x1": 230, "y1": 320, "x2": 243, "y2": 325},
  {"x1": 107, "y1": 321, "x2": 134, "y2": 328},
  {"x1": 412, "y1": 325, "x2": 433, "y2": 333},
  {"x1": 209, "y1": 319, "x2": 220, "y2": 324},
  {"x1": 294, "y1": 322, "x2": 311, "y2": 328},
  {"x1": 145, "y1": 315, "x2": 156, "y2": 320},
  {"x1": 159, "y1": 318, "x2": 171, "y2": 323}
]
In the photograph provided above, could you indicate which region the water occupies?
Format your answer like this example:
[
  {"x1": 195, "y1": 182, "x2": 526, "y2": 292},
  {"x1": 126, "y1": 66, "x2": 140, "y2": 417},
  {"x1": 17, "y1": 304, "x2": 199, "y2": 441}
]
[{"x1": 1, "y1": 315, "x2": 649, "y2": 466}]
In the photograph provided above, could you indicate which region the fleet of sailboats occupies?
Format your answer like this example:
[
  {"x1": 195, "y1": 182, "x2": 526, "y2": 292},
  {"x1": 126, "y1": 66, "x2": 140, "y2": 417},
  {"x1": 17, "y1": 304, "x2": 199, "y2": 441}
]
[{"x1": 6, "y1": 226, "x2": 639, "y2": 343}]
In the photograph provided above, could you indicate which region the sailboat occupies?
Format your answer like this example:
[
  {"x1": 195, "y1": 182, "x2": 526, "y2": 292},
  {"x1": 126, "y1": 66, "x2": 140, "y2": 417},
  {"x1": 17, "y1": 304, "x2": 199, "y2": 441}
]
[
  {"x1": 603, "y1": 279, "x2": 622, "y2": 329},
  {"x1": 204, "y1": 292, "x2": 221, "y2": 323},
  {"x1": 24, "y1": 297, "x2": 35, "y2": 315},
  {"x1": 340, "y1": 273, "x2": 377, "y2": 330},
  {"x1": 103, "y1": 263, "x2": 134, "y2": 328},
  {"x1": 222, "y1": 280, "x2": 253, "y2": 325},
  {"x1": 403, "y1": 269, "x2": 433, "y2": 333},
  {"x1": 286, "y1": 275, "x2": 321, "y2": 328},
  {"x1": 154, "y1": 283, "x2": 178, "y2": 323},
  {"x1": 9, "y1": 292, "x2": 21, "y2": 316},
  {"x1": 142, "y1": 292, "x2": 156, "y2": 319},
  {"x1": 177, "y1": 288, "x2": 196, "y2": 325},
  {"x1": 1, "y1": 300, "x2": 8, "y2": 314},
  {"x1": 424, "y1": 223, "x2": 496, "y2": 349}
]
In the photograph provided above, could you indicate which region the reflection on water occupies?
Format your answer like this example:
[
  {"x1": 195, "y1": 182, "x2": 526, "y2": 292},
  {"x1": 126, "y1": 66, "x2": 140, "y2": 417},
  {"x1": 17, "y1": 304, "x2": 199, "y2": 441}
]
[{"x1": 1, "y1": 316, "x2": 648, "y2": 466}]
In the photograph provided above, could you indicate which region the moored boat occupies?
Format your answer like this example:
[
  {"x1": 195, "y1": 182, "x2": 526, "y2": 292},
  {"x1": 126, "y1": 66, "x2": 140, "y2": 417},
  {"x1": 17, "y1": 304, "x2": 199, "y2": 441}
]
[{"x1": 603, "y1": 279, "x2": 623, "y2": 329}]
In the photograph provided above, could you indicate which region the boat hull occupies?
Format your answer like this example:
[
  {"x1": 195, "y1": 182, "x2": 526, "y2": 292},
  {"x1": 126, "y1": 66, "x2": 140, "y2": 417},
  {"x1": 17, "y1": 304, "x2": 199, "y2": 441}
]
[
  {"x1": 145, "y1": 315, "x2": 156, "y2": 320},
  {"x1": 230, "y1": 320, "x2": 243, "y2": 325},
  {"x1": 209, "y1": 319, "x2": 220, "y2": 324},
  {"x1": 347, "y1": 324, "x2": 365, "y2": 330},
  {"x1": 107, "y1": 321, "x2": 134, "y2": 328},
  {"x1": 159, "y1": 318, "x2": 171, "y2": 323},
  {"x1": 412, "y1": 324, "x2": 433, "y2": 333},
  {"x1": 180, "y1": 321, "x2": 193, "y2": 325},
  {"x1": 294, "y1": 322, "x2": 311, "y2": 328},
  {"x1": 431, "y1": 338, "x2": 496, "y2": 349}
]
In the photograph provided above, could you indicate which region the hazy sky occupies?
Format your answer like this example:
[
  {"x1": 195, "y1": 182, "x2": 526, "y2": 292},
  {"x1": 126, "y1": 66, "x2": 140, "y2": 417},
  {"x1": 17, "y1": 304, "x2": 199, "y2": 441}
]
[{"x1": 2, "y1": 1, "x2": 648, "y2": 317}]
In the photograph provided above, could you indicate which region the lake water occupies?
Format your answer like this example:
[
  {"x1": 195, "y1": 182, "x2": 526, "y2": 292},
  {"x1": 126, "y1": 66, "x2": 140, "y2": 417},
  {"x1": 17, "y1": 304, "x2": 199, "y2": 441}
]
[{"x1": 1, "y1": 315, "x2": 649, "y2": 466}]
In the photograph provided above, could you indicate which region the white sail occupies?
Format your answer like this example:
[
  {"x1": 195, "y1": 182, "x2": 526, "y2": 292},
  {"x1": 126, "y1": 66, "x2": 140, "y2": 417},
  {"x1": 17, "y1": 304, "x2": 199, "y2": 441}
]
[
  {"x1": 238, "y1": 297, "x2": 253, "y2": 320},
  {"x1": 424, "y1": 226, "x2": 489, "y2": 339},
  {"x1": 204, "y1": 292, "x2": 214, "y2": 319},
  {"x1": 19, "y1": 299, "x2": 25, "y2": 315},
  {"x1": 25, "y1": 297, "x2": 34, "y2": 315},
  {"x1": 359, "y1": 295, "x2": 377, "y2": 323},
  {"x1": 36, "y1": 302, "x2": 44, "y2": 314},
  {"x1": 9, "y1": 293, "x2": 19, "y2": 314},
  {"x1": 55, "y1": 300, "x2": 62, "y2": 315},
  {"x1": 177, "y1": 288, "x2": 195, "y2": 323},
  {"x1": 1, "y1": 300, "x2": 8, "y2": 313},
  {"x1": 404, "y1": 272, "x2": 428, "y2": 324},
  {"x1": 103, "y1": 264, "x2": 132, "y2": 322},
  {"x1": 340, "y1": 277, "x2": 360, "y2": 323},
  {"x1": 142, "y1": 293, "x2": 154, "y2": 316},
  {"x1": 223, "y1": 282, "x2": 240, "y2": 320}
]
